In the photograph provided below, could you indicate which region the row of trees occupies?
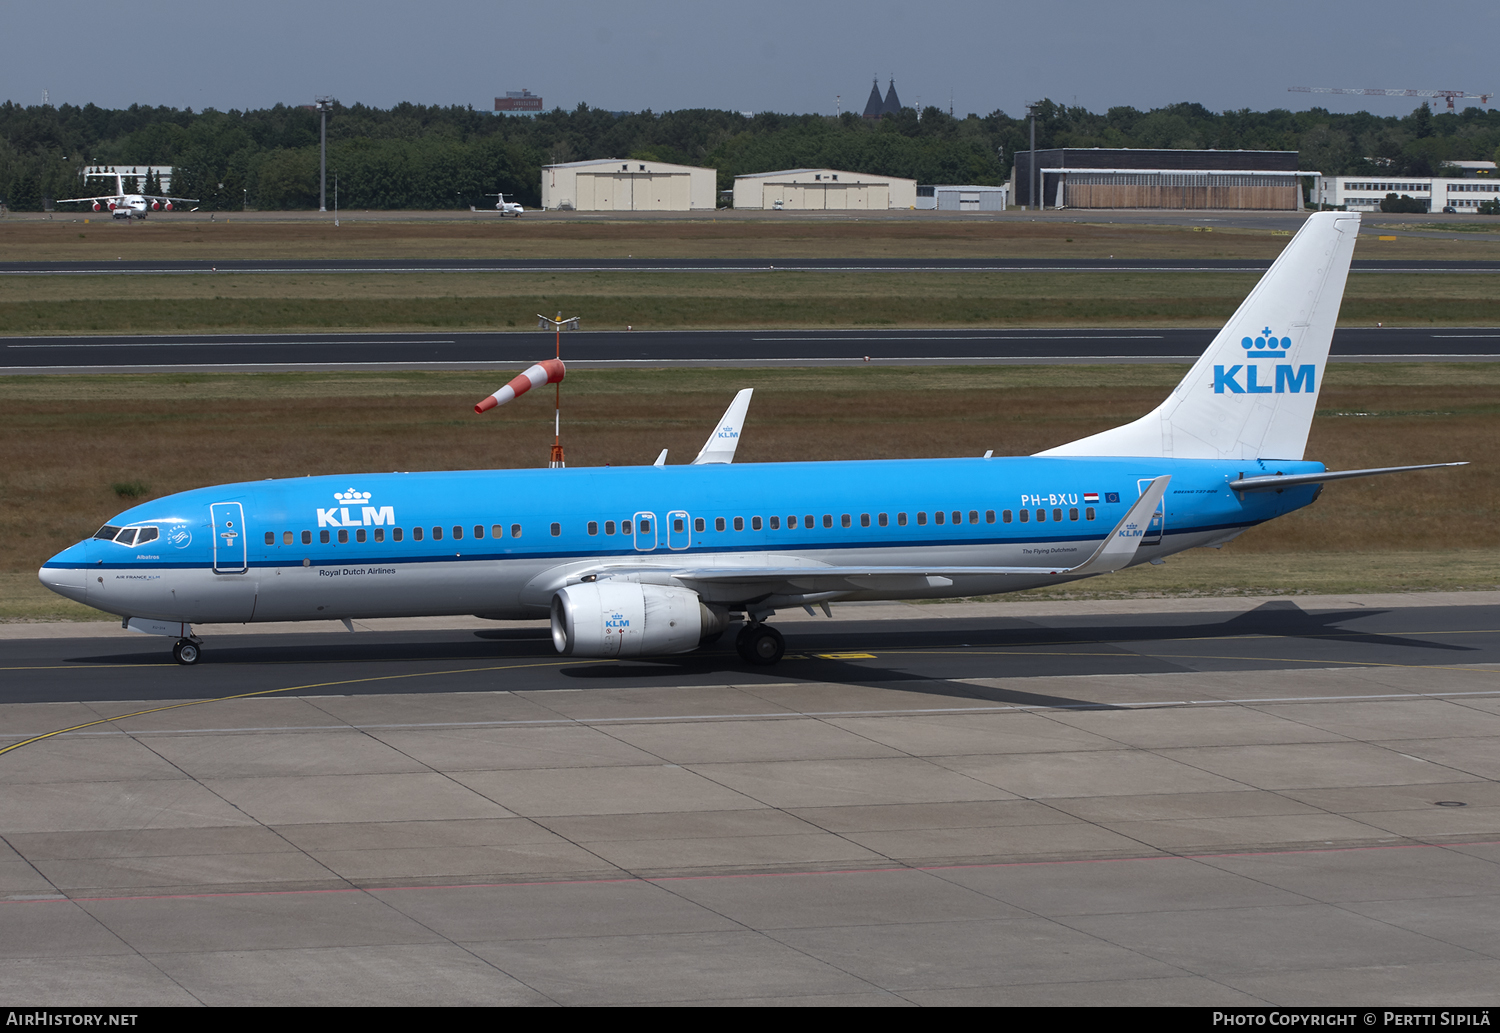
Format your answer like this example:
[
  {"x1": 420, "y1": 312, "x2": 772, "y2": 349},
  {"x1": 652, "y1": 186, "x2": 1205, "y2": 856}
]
[{"x1": 2, "y1": 98, "x2": 1498, "y2": 212}]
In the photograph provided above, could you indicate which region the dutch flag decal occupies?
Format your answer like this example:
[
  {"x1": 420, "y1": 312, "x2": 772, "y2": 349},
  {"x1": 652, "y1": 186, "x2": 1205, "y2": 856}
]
[{"x1": 1083, "y1": 492, "x2": 1100, "y2": 504}]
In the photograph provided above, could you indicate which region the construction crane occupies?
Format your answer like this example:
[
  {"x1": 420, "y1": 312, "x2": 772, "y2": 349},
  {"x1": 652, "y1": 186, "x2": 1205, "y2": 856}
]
[{"x1": 1289, "y1": 87, "x2": 1493, "y2": 112}]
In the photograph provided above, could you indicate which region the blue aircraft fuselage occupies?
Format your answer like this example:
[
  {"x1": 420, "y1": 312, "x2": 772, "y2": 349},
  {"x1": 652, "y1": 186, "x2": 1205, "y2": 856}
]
[{"x1": 41, "y1": 454, "x2": 1322, "y2": 626}]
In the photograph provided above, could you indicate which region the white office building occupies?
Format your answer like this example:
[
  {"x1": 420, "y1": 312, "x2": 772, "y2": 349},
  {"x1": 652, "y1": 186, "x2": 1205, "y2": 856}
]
[{"x1": 1320, "y1": 164, "x2": 1499, "y2": 212}]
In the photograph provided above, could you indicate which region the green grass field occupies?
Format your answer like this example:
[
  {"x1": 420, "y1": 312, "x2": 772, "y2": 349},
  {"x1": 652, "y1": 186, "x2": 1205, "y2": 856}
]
[{"x1": 1, "y1": 270, "x2": 1496, "y2": 333}]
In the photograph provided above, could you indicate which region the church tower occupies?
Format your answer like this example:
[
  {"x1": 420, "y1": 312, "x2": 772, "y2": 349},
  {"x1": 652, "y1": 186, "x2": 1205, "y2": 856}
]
[{"x1": 881, "y1": 78, "x2": 902, "y2": 117}]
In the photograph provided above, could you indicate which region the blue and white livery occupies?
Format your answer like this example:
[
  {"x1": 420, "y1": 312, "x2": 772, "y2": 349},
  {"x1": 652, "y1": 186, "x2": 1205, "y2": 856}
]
[{"x1": 38, "y1": 212, "x2": 1462, "y2": 665}]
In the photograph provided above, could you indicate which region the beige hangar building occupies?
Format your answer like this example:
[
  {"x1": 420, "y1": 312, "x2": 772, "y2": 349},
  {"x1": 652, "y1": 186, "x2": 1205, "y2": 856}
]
[
  {"x1": 541, "y1": 158, "x2": 717, "y2": 211},
  {"x1": 732, "y1": 168, "x2": 918, "y2": 210}
]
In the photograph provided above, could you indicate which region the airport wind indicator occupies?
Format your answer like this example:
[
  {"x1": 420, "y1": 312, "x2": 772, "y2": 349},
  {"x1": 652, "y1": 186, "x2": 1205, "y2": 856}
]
[{"x1": 473, "y1": 312, "x2": 579, "y2": 468}]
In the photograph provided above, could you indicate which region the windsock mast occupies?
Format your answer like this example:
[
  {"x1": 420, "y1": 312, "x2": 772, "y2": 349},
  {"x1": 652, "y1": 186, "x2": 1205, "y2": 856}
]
[{"x1": 536, "y1": 312, "x2": 579, "y2": 467}]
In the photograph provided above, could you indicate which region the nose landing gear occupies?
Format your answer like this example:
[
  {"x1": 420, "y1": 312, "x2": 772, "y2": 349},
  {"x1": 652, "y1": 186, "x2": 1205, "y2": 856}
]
[
  {"x1": 172, "y1": 638, "x2": 201, "y2": 665},
  {"x1": 735, "y1": 623, "x2": 784, "y2": 665}
]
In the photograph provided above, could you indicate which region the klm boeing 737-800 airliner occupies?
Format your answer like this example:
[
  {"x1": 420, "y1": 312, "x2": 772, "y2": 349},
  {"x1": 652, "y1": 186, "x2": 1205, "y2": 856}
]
[{"x1": 38, "y1": 212, "x2": 1463, "y2": 665}]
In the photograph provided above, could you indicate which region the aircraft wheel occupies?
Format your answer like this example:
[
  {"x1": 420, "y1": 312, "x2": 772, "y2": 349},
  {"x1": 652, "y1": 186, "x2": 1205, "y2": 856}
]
[
  {"x1": 737, "y1": 624, "x2": 784, "y2": 666},
  {"x1": 172, "y1": 639, "x2": 201, "y2": 666}
]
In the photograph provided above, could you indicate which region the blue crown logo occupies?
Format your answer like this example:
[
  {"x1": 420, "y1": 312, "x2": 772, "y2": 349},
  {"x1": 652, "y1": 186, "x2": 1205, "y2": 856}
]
[
  {"x1": 1241, "y1": 327, "x2": 1290, "y2": 358},
  {"x1": 334, "y1": 489, "x2": 372, "y2": 505}
]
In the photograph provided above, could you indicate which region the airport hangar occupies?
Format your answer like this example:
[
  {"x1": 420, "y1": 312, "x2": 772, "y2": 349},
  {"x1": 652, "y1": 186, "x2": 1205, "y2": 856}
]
[
  {"x1": 541, "y1": 158, "x2": 718, "y2": 211},
  {"x1": 732, "y1": 168, "x2": 919, "y2": 210},
  {"x1": 1011, "y1": 147, "x2": 1311, "y2": 210}
]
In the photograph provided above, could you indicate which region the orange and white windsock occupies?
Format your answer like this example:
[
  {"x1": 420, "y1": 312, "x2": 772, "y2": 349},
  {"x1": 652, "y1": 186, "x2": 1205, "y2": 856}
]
[{"x1": 475, "y1": 359, "x2": 565, "y2": 413}]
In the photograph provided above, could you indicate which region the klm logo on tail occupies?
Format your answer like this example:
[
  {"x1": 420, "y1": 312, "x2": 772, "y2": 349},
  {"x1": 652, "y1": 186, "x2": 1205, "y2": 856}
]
[{"x1": 1214, "y1": 328, "x2": 1315, "y2": 395}]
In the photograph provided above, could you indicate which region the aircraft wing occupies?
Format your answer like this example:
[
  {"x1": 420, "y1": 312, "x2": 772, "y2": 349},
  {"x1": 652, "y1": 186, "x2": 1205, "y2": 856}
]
[
  {"x1": 570, "y1": 475, "x2": 1171, "y2": 599},
  {"x1": 146, "y1": 195, "x2": 200, "y2": 203},
  {"x1": 53, "y1": 195, "x2": 122, "y2": 204},
  {"x1": 691, "y1": 389, "x2": 753, "y2": 464}
]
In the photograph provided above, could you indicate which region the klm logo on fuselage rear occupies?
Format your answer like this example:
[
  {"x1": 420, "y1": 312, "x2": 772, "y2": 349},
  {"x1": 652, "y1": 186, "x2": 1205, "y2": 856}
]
[
  {"x1": 316, "y1": 488, "x2": 396, "y2": 528},
  {"x1": 1213, "y1": 328, "x2": 1315, "y2": 395}
]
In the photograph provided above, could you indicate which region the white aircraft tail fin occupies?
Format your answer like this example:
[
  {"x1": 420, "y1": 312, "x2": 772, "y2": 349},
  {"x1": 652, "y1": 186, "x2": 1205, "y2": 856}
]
[
  {"x1": 1037, "y1": 211, "x2": 1361, "y2": 461},
  {"x1": 692, "y1": 388, "x2": 753, "y2": 465}
]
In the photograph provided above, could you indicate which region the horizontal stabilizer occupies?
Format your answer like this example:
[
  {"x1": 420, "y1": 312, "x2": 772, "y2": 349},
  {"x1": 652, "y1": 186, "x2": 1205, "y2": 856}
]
[{"x1": 1229, "y1": 462, "x2": 1467, "y2": 492}]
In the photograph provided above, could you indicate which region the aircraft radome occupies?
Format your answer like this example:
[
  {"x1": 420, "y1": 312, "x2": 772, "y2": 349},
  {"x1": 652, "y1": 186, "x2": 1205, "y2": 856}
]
[{"x1": 39, "y1": 212, "x2": 1464, "y2": 666}]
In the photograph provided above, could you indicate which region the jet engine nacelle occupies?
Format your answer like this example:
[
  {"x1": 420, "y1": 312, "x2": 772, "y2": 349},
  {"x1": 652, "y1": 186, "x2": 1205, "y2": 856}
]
[
  {"x1": 551, "y1": 581, "x2": 727, "y2": 658},
  {"x1": 163, "y1": 201, "x2": 173, "y2": 211},
  {"x1": 151, "y1": 201, "x2": 161, "y2": 211},
  {"x1": 91, "y1": 202, "x2": 101, "y2": 212}
]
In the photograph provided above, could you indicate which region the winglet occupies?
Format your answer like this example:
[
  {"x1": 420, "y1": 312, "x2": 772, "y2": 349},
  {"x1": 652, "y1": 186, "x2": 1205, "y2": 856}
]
[
  {"x1": 692, "y1": 389, "x2": 753, "y2": 465},
  {"x1": 1068, "y1": 475, "x2": 1171, "y2": 575},
  {"x1": 653, "y1": 449, "x2": 668, "y2": 467}
]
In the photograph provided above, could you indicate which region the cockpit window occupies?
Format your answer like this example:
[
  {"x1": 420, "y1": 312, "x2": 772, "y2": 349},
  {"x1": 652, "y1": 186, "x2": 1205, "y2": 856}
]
[{"x1": 95, "y1": 524, "x2": 159, "y2": 546}]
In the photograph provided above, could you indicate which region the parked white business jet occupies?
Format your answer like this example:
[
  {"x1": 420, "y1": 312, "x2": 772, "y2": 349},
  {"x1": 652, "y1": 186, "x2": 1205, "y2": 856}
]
[
  {"x1": 472, "y1": 192, "x2": 524, "y2": 216},
  {"x1": 38, "y1": 212, "x2": 1464, "y2": 665}
]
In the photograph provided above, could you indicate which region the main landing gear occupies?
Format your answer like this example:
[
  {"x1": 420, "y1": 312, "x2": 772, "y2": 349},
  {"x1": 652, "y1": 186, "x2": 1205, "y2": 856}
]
[
  {"x1": 171, "y1": 638, "x2": 201, "y2": 665},
  {"x1": 735, "y1": 623, "x2": 784, "y2": 666}
]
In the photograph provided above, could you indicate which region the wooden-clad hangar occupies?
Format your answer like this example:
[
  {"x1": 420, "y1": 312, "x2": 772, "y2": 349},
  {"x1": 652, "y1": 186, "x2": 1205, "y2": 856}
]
[
  {"x1": 1012, "y1": 148, "x2": 1307, "y2": 210},
  {"x1": 542, "y1": 158, "x2": 717, "y2": 211},
  {"x1": 733, "y1": 168, "x2": 918, "y2": 210}
]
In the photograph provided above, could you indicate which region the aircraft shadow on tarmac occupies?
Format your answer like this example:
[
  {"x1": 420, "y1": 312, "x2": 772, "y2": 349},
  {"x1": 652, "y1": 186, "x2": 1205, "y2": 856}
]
[{"x1": 60, "y1": 600, "x2": 1477, "y2": 709}]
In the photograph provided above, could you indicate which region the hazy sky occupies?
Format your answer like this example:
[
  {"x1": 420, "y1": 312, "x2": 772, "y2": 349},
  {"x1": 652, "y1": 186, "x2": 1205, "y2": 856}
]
[{"x1": 7, "y1": 1, "x2": 1498, "y2": 120}]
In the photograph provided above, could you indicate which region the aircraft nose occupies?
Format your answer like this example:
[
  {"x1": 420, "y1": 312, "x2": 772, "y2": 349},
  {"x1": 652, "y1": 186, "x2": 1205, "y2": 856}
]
[{"x1": 38, "y1": 542, "x2": 90, "y2": 605}]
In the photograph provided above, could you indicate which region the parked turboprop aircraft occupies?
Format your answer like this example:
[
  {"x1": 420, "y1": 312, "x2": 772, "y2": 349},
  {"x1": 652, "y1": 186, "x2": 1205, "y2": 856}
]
[
  {"x1": 56, "y1": 173, "x2": 198, "y2": 220},
  {"x1": 39, "y1": 212, "x2": 1463, "y2": 665}
]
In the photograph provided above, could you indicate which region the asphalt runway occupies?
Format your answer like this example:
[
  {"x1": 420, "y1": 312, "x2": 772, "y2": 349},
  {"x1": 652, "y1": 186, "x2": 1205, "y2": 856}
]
[
  {"x1": 3, "y1": 256, "x2": 1499, "y2": 275},
  {"x1": 1, "y1": 595, "x2": 1498, "y2": 1004},
  {"x1": 6, "y1": 326, "x2": 1500, "y2": 372}
]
